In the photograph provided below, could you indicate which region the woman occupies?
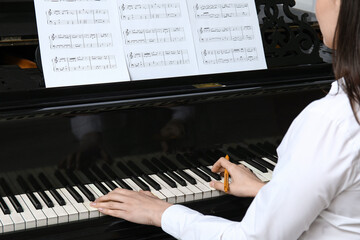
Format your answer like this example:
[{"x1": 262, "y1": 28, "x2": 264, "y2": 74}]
[{"x1": 91, "y1": 0, "x2": 360, "y2": 239}]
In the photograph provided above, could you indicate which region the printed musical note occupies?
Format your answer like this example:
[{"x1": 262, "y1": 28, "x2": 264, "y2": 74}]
[
  {"x1": 49, "y1": 33, "x2": 113, "y2": 49},
  {"x1": 123, "y1": 27, "x2": 185, "y2": 45},
  {"x1": 119, "y1": 3, "x2": 181, "y2": 20},
  {"x1": 127, "y1": 50, "x2": 190, "y2": 68},
  {"x1": 46, "y1": 9, "x2": 110, "y2": 25},
  {"x1": 194, "y1": 3, "x2": 250, "y2": 19},
  {"x1": 198, "y1": 26, "x2": 254, "y2": 42},
  {"x1": 201, "y1": 47, "x2": 258, "y2": 64},
  {"x1": 52, "y1": 55, "x2": 117, "y2": 72}
]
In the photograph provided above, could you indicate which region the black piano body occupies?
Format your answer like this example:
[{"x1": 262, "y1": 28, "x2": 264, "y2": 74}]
[{"x1": 0, "y1": 0, "x2": 334, "y2": 239}]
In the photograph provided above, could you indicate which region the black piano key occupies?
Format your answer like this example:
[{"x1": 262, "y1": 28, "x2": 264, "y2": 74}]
[
  {"x1": 8, "y1": 195, "x2": 23, "y2": 213},
  {"x1": 94, "y1": 182, "x2": 109, "y2": 195},
  {"x1": 141, "y1": 175, "x2": 161, "y2": 191},
  {"x1": 26, "y1": 192, "x2": 42, "y2": 209},
  {"x1": 65, "y1": 170, "x2": 95, "y2": 202},
  {"x1": 38, "y1": 190, "x2": 54, "y2": 208},
  {"x1": 248, "y1": 144, "x2": 278, "y2": 162},
  {"x1": 55, "y1": 171, "x2": 83, "y2": 203},
  {"x1": 199, "y1": 166, "x2": 221, "y2": 181},
  {"x1": 237, "y1": 146, "x2": 275, "y2": 171},
  {"x1": 91, "y1": 165, "x2": 120, "y2": 191},
  {"x1": 114, "y1": 179, "x2": 132, "y2": 190},
  {"x1": 127, "y1": 161, "x2": 161, "y2": 190},
  {"x1": 102, "y1": 164, "x2": 132, "y2": 190},
  {"x1": 157, "y1": 172, "x2": 176, "y2": 188},
  {"x1": 190, "y1": 168, "x2": 211, "y2": 182},
  {"x1": 0, "y1": 178, "x2": 23, "y2": 213},
  {"x1": 142, "y1": 159, "x2": 177, "y2": 188},
  {"x1": 0, "y1": 197, "x2": 10, "y2": 214},
  {"x1": 17, "y1": 176, "x2": 42, "y2": 209},
  {"x1": 81, "y1": 169, "x2": 110, "y2": 195},
  {"x1": 27, "y1": 174, "x2": 54, "y2": 208},
  {"x1": 243, "y1": 159, "x2": 267, "y2": 173},
  {"x1": 175, "y1": 169, "x2": 196, "y2": 185},
  {"x1": 38, "y1": 173, "x2": 66, "y2": 206},
  {"x1": 65, "y1": 186, "x2": 83, "y2": 203},
  {"x1": 77, "y1": 184, "x2": 95, "y2": 202},
  {"x1": 256, "y1": 143, "x2": 278, "y2": 162},
  {"x1": 130, "y1": 177, "x2": 150, "y2": 191},
  {"x1": 105, "y1": 181, "x2": 117, "y2": 190},
  {"x1": 165, "y1": 171, "x2": 186, "y2": 187}
]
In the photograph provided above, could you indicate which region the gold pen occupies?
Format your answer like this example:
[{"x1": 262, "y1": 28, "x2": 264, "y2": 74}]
[{"x1": 224, "y1": 155, "x2": 230, "y2": 193}]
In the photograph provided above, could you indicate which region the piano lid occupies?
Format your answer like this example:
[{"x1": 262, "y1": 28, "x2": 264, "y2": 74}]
[{"x1": 0, "y1": 0, "x2": 334, "y2": 116}]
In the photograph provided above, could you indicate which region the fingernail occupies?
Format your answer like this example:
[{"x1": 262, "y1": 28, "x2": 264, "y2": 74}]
[
  {"x1": 209, "y1": 181, "x2": 214, "y2": 187},
  {"x1": 90, "y1": 202, "x2": 96, "y2": 206},
  {"x1": 98, "y1": 208, "x2": 103, "y2": 211}
]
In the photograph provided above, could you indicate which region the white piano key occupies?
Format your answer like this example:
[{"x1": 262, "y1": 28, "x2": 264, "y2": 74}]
[
  {"x1": 171, "y1": 182, "x2": 194, "y2": 201},
  {"x1": 138, "y1": 176, "x2": 167, "y2": 201},
  {"x1": 33, "y1": 192, "x2": 58, "y2": 225},
  {"x1": 59, "y1": 188, "x2": 88, "y2": 220},
  {"x1": 262, "y1": 157, "x2": 277, "y2": 167},
  {"x1": 239, "y1": 161, "x2": 271, "y2": 181},
  {"x1": 86, "y1": 184, "x2": 105, "y2": 217},
  {"x1": 3, "y1": 197, "x2": 25, "y2": 231},
  {"x1": 73, "y1": 186, "x2": 99, "y2": 218},
  {"x1": 20, "y1": 194, "x2": 47, "y2": 227},
  {"x1": 191, "y1": 169, "x2": 220, "y2": 197},
  {"x1": 14, "y1": 195, "x2": 36, "y2": 229},
  {"x1": 184, "y1": 170, "x2": 212, "y2": 199},
  {"x1": 150, "y1": 175, "x2": 185, "y2": 203},
  {"x1": 131, "y1": 177, "x2": 175, "y2": 204},
  {"x1": 174, "y1": 175, "x2": 203, "y2": 200},
  {"x1": 44, "y1": 190, "x2": 68, "y2": 223},
  {"x1": 0, "y1": 207, "x2": 14, "y2": 233},
  {"x1": 52, "y1": 189, "x2": 79, "y2": 222}
]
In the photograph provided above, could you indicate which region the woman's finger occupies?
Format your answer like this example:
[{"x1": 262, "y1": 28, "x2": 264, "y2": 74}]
[{"x1": 211, "y1": 157, "x2": 234, "y2": 173}]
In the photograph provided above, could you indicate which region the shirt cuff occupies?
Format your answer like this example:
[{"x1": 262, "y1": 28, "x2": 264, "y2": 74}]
[{"x1": 161, "y1": 205, "x2": 203, "y2": 239}]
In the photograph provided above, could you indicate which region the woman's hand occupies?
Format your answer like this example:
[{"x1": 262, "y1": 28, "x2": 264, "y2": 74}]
[
  {"x1": 91, "y1": 188, "x2": 172, "y2": 227},
  {"x1": 210, "y1": 157, "x2": 266, "y2": 197}
]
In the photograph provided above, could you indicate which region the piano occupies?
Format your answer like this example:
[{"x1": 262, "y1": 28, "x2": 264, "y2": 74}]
[{"x1": 0, "y1": 0, "x2": 334, "y2": 239}]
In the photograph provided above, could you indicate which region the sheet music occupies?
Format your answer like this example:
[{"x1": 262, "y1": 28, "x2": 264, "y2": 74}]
[
  {"x1": 35, "y1": 0, "x2": 266, "y2": 87},
  {"x1": 34, "y1": 0, "x2": 130, "y2": 88},
  {"x1": 117, "y1": 1, "x2": 199, "y2": 80},
  {"x1": 186, "y1": 0, "x2": 267, "y2": 74}
]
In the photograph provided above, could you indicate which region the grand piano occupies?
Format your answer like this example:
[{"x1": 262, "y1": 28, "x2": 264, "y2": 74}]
[{"x1": 0, "y1": 0, "x2": 334, "y2": 239}]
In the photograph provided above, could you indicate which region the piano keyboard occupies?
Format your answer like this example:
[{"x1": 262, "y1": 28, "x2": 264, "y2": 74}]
[{"x1": 0, "y1": 141, "x2": 278, "y2": 234}]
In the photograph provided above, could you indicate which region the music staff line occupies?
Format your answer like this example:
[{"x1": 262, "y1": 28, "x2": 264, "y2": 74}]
[
  {"x1": 198, "y1": 26, "x2": 254, "y2": 42},
  {"x1": 46, "y1": 9, "x2": 110, "y2": 25},
  {"x1": 202, "y1": 47, "x2": 258, "y2": 64},
  {"x1": 123, "y1": 27, "x2": 186, "y2": 45},
  {"x1": 52, "y1": 55, "x2": 117, "y2": 72},
  {"x1": 127, "y1": 50, "x2": 190, "y2": 68},
  {"x1": 119, "y1": 3, "x2": 181, "y2": 20},
  {"x1": 49, "y1": 33, "x2": 113, "y2": 49},
  {"x1": 194, "y1": 3, "x2": 250, "y2": 19}
]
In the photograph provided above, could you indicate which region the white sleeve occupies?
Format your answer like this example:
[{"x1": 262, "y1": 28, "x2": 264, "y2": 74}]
[{"x1": 161, "y1": 104, "x2": 357, "y2": 240}]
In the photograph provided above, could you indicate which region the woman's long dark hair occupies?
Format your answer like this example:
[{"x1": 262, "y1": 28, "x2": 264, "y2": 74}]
[{"x1": 333, "y1": 0, "x2": 360, "y2": 123}]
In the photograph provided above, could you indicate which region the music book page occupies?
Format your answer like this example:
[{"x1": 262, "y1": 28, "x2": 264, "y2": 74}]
[
  {"x1": 34, "y1": 0, "x2": 130, "y2": 88},
  {"x1": 118, "y1": 1, "x2": 199, "y2": 80},
  {"x1": 187, "y1": 0, "x2": 267, "y2": 74},
  {"x1": 35, "y1": 0, "x2": 267, "y2": 88}
]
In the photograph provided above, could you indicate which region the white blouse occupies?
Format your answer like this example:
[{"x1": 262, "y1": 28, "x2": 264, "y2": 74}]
[{"x1": 161, "y1": 80, "x2": 360, "y2": 240}]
